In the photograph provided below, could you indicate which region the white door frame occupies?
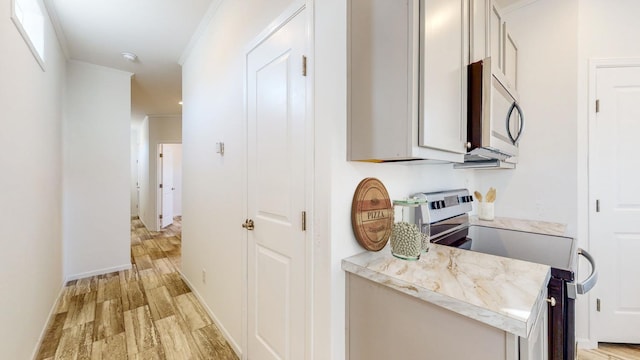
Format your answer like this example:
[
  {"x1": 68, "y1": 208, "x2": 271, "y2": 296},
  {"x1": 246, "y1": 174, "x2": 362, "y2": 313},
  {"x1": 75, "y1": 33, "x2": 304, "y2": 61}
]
[
  {"x1": 242, "y1": 2, "x2": 314, "y2": 359},
  {"x1": 587, "y1": 57, "x2": 640, "y2": 345}
]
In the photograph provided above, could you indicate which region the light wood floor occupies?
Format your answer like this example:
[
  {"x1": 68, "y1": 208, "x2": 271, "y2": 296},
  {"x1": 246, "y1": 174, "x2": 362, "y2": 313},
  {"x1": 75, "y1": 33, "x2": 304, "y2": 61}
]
[
  {"x1": 35, "y1": 217, "x2": 238, "y2": 360},
  {"x1": 578, "y1": 343, "x2": 640, "y2": 360}
]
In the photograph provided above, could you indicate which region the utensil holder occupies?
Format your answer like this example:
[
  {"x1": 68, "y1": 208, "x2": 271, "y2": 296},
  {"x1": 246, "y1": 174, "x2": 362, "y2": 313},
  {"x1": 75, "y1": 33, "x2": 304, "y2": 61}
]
[{"x1": 478, "y1": 202, "x2": 495, "y2": 221}]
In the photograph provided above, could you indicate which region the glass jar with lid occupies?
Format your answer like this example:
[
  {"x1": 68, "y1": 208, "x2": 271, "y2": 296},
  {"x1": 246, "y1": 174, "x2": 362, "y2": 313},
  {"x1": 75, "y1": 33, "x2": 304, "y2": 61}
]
[{"x1": 390, "y1": 198, "x2": 430, "y2": 260}]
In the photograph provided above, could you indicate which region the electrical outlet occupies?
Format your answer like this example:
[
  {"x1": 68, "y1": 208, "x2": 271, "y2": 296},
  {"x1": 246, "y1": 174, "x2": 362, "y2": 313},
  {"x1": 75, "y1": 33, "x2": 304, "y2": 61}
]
[{"x1": 202, "y1": 269, "x2": 206, "y2": 284}]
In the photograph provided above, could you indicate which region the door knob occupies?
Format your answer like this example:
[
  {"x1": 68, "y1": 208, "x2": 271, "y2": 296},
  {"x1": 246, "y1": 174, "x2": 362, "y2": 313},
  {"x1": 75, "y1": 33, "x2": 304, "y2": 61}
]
[{"x1": 242, "y1": 219, "x2": 255, "y2": 230}]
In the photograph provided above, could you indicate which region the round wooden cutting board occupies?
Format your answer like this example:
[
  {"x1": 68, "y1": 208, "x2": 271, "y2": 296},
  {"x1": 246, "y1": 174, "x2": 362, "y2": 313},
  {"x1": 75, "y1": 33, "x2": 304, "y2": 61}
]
[{"x1": 351, "y1": 178, "x2": 393, "y2": 251}]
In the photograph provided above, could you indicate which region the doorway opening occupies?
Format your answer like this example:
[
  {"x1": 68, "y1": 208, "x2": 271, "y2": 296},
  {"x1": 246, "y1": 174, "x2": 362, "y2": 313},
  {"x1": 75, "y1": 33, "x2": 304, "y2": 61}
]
[{"x1": 157, "y1": 143, "x2": 183, "y2": 230}]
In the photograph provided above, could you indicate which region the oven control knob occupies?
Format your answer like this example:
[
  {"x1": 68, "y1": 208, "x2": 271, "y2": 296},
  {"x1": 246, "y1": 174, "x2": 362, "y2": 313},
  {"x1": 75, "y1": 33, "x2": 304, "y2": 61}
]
[{"x1": 431, "y1": 201, "x2": 445, "y2": 209}]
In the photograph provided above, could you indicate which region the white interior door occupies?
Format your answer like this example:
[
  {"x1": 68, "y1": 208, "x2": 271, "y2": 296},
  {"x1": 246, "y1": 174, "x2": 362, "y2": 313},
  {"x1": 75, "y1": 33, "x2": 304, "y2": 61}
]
[
  {"x1": 246, "y1": 8, "x2": 307, "y2": 360},
  {"x1": 592, "y1": 65, "x2": 640, "y2": 343},
  {"x1": 161, "y1": 144, "x2": 174, "y2": 228}
]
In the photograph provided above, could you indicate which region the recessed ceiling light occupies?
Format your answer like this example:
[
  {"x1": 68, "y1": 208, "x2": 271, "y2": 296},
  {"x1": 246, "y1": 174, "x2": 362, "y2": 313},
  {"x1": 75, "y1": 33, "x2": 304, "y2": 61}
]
[{"x1": 121, "y1": 52, "x2": 137, "y2": 62}]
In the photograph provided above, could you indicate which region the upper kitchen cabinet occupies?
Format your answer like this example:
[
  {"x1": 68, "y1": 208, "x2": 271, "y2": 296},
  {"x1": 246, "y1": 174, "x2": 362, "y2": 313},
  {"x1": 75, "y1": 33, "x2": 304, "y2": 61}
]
[
  {"x1": 347, "y1": 0, "x2": 468, "y2": 163},
  {"x1": 471, "y1": 0, "x2": 519, "y2": 94}
]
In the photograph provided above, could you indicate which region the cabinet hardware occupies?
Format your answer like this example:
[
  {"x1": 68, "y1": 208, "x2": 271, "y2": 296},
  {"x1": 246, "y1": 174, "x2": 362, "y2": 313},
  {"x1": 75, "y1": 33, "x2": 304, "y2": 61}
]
[
  {"x1": 595, "y1": 99, "x2": 600, "y2": 113},
  {"x1": 597, "y1": 298, "x2": 601, "y2": 312},
  {"x1": 596, "y1": 199, "x2": 600, "y2": 212},
  {"x1": 159, "y1": 153, "x2": 163, "y2": 158},
  {"x1": 546, "y1": 297, "x2": 556, "y2": 307},
  {"x1": 159, "y1": 184, "x2": 163, "y2": 189}
]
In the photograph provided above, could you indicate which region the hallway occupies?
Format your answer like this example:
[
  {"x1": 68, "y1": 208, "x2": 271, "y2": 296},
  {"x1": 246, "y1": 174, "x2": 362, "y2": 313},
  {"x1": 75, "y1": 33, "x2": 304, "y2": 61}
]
[{"x1": 35, "y1": 218, "x2": 238, "y2": 359}]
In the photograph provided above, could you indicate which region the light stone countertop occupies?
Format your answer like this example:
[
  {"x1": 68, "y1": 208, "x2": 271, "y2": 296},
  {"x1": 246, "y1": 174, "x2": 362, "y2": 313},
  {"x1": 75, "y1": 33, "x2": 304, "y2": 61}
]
[
  {"x1": 342, "y1": 243, "x2": 551, "y2": 338},
  {"x1": 470, "y1": 216, "x2": 567, "y2": 236}
]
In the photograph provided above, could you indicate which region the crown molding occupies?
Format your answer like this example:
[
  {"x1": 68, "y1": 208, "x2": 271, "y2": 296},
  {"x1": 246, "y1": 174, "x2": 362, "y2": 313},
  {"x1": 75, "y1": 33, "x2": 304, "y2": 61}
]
[{"x1": 178, "y1": 0, "x2": 224, "y2": 66}]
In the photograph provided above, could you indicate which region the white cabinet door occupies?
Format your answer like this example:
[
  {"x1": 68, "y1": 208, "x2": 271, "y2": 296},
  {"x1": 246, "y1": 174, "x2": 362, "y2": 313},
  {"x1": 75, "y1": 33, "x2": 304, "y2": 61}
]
[
  {"x1": 484, "y1": 1, "x2": 518, "y2": 95},
  {"x1": 503, "y1": 24, "x2": 518, "y2": 92},
  {"x1": 347, "y1": 0, "x2": 466, "y2": 162},
  {"x1": 419, "y1": 0, "x2": 469, "y2": 155},
  {"x1": 489, "y1": 3, "x2": 503, "y2": 74},
  {"x1": 519, "y1": 297, "x2": 548, "y2": 360}
]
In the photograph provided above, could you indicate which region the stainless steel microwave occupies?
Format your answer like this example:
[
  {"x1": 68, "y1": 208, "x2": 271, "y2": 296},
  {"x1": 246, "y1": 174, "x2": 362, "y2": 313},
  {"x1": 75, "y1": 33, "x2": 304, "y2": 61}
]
[{"x1": 460, "y1": 57, "x2": 524, "y2": 168}]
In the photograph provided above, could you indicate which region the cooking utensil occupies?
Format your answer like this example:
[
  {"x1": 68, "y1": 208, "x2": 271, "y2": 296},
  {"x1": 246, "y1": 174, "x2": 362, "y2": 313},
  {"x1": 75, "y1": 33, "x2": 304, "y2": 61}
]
[
  {"x1": 485, "y1": 188, "x2": 496, "y2": 203},
  {"x1": 474, "y1": 191, "x2": 483, "y2": 202}
]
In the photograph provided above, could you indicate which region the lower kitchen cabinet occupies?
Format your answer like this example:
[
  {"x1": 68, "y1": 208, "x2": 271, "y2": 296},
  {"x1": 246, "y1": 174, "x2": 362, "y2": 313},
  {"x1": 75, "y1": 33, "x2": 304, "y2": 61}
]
[{"x1": 346, "y1": 274, "x2": 548, "y2": 360}]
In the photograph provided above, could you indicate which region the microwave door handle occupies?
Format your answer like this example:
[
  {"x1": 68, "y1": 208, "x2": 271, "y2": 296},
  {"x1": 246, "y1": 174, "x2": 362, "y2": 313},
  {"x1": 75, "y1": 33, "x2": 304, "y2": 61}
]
[{"x1": 506, "y1": 102, "x2": 525, "y2": 145}]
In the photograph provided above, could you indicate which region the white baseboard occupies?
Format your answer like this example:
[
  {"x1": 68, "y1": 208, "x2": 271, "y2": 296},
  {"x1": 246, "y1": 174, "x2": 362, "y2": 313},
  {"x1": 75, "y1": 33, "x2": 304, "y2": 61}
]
[
  {"x1": 179, "y1": 270, "x2": 243, "y2": 358},
  {"x1": 65, "y1": 263, "x2": 132, "y2": 282},
  {"x1": 577, "y1": 338, "x2": 598, "y2": 350},
  {"x1": 30, "y1": 279, "x2": 67, "y2": 360}
]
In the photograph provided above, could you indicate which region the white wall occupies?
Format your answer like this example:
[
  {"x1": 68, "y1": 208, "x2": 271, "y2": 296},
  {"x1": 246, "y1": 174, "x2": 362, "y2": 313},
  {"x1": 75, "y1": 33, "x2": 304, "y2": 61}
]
[
  {"x1": 181, "y1": 0, "x2": 298, "y2": 354},
  {"x1": 181, "y1": 1, "x2": 475, "y2": 357},
  {"x1": 139, "y1": 117, "x2": 150, "y2": 228},
  {"x1": 138, "y1": 115, "x2": 181, "y2": 231},
  {"x1": 576, "y1": 0, "x2": 640, "y2": 347},
  {"x1": 475, "y1": 0, "x2": 579, "y2": 234},
  {"x1": 0, "y1": 3, "x2": 66, "y2": 358},
  {"x1": 63, "y1": 61, "x2": 132, "y2": 279},
  {"x1": 131, "y1": 127, "x2": 140, "y2": 217}
]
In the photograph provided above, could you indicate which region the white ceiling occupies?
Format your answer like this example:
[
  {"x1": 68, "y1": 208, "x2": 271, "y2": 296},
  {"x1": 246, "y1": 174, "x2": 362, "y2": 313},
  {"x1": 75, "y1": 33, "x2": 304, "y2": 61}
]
[{"x1": 45, "y1": 0, "x2": 214, "y2": 124}]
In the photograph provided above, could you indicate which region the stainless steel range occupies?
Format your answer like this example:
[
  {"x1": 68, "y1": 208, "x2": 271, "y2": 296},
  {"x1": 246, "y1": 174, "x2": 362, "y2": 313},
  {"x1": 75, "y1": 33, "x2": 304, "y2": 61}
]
[{"x1": 411, "y1": 189, "x2": 597, "y2": 360}]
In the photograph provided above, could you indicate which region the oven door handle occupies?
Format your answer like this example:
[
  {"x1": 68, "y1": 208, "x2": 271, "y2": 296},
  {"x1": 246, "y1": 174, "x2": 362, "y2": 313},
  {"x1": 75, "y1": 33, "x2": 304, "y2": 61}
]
[{"x1": 576, "y1": 248, "x2": 598, "y2": 295}]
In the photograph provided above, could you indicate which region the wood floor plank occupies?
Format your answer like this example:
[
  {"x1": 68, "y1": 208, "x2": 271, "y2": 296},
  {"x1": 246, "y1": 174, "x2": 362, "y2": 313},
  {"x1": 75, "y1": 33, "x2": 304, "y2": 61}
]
[
  {"x1": 154, "y1": 238, "x2": 176, "y2": 253},
  {"x1": 93, "y1": 299, "x2": 125, "y2": 341},
  {"x1": 119, "y1": 265, "x2": 139, "y2": 285},
  {"x1": 129, "y1": 346, "x2": 166, "y2": 360},
  {"x1": 74, "y1": 277, "x2": 98, "y2": 296},
  {"x1": 37, "y1": 313, "x2": 67, "y2": 359},
  {"x1": 173, "y1": 293, "x2": 212, "y2": 332},
  {"x1": 124, "y1": 306, "x2": 159, "y2": 356},
  {"x1": 139, "y1": 268, "x2": 163, "y2": 291},
  {"x1": 64, "y1": 292, "x2": 97, "y2": 329},
  {"x1": 133, "y1": 255, "x2": 154, "y2": 271},
  {"x1": 38, "y1": 218, "x2": 240, "y2": 360},
  {"x1": 146, "y1": 286, "x2": 175, "y2": 321},
  {"x1": 54, "y1": 322, "x2": 93, "y2": 360},
  {"x1": 121, "y1": 280, "x2": 147, "y2": 311},
  {"x1": 131, "y1": 245, "x2": 146, "y2": 257},
  {"x1": 90, "y1": 333, "x2": 127, "y2": 360},
  {"x1": 192, "y1": 324, "x2": 239, "y2": 360},
  {"x1": 154, "y1": 316, "x2": 199, "y2": 360},
  {"x1": 578, "y1": 343, "x2": 640, "y2": 360},
  {"x1": 56, "y1": 286, "x2": 76, "y2": 314},
  {"x1": 163, "y1": 276, "x2": 191, "y2": 298},
  {"x1": 97, "y1": 275, "x2": 122, "y2": 303},
  {"x1": 152, "y1": 258, "x2": 174, "y2": 275},
  {"x1": 77, "y1": 320, "x2": 94, "y2": 360}
]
